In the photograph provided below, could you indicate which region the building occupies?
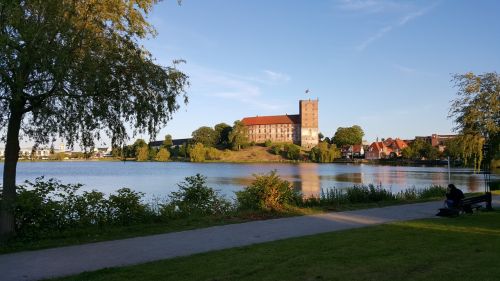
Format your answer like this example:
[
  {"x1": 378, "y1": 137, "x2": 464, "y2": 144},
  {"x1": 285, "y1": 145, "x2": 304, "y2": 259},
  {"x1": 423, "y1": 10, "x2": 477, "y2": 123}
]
[
  {"x1": 341, "y1": 144, "x2": 365, "y2": 159},
  {"x1": 365, "y1": 138, "x2": 409, "y2": 160},
  {"x1": 149, "y1": 138, "x2": 192, "y2": 150},
  {"x1": 415, "y1": 134, "x2": 457, "y2": 152},
  {"x1": 241, "y1": 99, "x2": 319, "y2": 149}
]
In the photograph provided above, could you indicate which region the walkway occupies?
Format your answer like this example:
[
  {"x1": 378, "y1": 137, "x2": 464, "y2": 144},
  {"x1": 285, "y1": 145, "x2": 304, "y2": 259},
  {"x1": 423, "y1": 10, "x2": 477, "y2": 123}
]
[{"x1": 1, "y1": 197, "x2": 498, "y2": 281}]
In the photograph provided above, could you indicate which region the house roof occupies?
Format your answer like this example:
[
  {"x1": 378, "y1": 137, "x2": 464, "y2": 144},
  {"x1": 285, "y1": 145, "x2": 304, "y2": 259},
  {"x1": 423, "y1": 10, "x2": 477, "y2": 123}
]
[
  {"x1": 241, "y1": 114, "x2": 300, "y2": 126},
  {"x1": 369, "y1": 141, "x2": 392, "y2": 153}
]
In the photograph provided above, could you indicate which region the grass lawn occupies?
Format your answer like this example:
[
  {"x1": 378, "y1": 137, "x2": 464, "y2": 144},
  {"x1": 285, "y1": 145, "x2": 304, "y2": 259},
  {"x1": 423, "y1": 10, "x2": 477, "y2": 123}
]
[{"x1": 52, "y1": 210, "x2": 500, "y2": 281}]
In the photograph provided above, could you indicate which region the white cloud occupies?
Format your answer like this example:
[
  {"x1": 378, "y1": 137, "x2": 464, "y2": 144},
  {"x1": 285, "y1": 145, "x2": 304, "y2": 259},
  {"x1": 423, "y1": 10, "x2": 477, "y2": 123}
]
[
  {"x1": 356, "y1": 25, "x2": 393, "y2": 51},
  {"x1": 355, "y1": 2, "x2": 438, "y2": 51},
  {"x1": 263, "y1": 70, "x2": 291, "y2": 82},
  {"x1": 393, "y1": 64, "x2": 416, "y2": 74},
  {"x1": 187, "y1": 65, "x2": 283, "y2": 110},
  {"x1": 336, "y1": 0, "x2": 409, "y2": 14}
]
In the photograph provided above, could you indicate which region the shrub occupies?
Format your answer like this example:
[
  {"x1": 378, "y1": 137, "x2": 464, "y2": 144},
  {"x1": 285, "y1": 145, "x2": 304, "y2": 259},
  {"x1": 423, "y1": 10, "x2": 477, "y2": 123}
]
[
  {"x1": 205, "y1": 147, "x2": 222, "y2": 160},
  {"x1": 189, "y1": 143, "x2": 206, "y2": 162},
  {"x1": 284, "y1": 144, "x2": 301, "y2": 160},
  {"x1": 108, "y1": 188, "x2": 149, "y2": 224},
  {"x1": 236, "y1": 170, "x2": 301, "y2": 211},
  {"x1": 12, "y1": 177, "x2": 155, "y2": 238},
  {"x1": 264, "y1": 140, "x2": 273, "y2": 147},
  {"x1": 155, "y1": 148, "x2": 170, "y2": 161},
  {"x1": 166, "y1": 174, "x2": 232, "y2": 216},
  {"x1": 271, "y1": 145, "x2": 281, "y2": 155}
]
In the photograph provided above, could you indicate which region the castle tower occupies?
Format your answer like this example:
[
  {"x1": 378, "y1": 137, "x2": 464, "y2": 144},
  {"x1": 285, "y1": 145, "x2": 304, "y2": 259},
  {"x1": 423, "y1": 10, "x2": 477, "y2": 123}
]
[{"x1": 299, "y1": 99, "x2": 319, "y2": 149}]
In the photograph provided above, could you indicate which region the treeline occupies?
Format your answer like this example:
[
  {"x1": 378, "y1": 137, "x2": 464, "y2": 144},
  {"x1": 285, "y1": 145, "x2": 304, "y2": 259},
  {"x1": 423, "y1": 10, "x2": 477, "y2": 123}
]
[
  {"x1": 111, "y1": 120, "x2": 250, "y2": 162},
  {"x1": 113, "y1": 121, "x2": 346, "y2": 163}
]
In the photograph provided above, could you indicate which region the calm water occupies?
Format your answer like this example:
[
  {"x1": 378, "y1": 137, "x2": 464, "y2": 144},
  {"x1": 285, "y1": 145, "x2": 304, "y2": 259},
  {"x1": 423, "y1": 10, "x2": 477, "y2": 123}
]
[{"x1": 1, "y1": 161, "x2": 497, "y2": 199}]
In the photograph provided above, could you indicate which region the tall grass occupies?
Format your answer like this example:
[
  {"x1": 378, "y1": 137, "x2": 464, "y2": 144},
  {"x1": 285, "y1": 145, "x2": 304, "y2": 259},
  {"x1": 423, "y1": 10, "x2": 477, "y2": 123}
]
[{"x1": 302, "y1": 184, "x2": 447, "y2": 207}]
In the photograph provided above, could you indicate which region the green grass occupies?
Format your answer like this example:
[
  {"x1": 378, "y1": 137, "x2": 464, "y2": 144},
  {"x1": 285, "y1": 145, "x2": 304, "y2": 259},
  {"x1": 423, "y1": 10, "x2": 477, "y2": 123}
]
[{"x1": 51, "y1": 210, "x2": 500, "y2": 281}]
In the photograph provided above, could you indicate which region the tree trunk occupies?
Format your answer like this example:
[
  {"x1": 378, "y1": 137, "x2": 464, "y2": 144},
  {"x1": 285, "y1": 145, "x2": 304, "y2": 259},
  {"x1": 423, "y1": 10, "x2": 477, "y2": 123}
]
[{"x1": 0, "y1": 107, "x2": 23, "y2": 239}]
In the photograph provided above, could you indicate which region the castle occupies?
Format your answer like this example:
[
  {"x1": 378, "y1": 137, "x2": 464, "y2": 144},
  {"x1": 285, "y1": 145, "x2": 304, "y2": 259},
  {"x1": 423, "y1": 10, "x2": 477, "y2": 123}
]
[{"x1": 241, "y1": 99, "x2": 319, "y2": 149}]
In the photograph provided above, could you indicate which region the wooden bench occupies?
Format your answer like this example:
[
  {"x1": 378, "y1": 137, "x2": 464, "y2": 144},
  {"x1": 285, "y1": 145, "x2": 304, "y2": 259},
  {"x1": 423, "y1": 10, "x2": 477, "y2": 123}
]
[{"x1": 459, "y1": 193, "x2": 492, "y2": 214}]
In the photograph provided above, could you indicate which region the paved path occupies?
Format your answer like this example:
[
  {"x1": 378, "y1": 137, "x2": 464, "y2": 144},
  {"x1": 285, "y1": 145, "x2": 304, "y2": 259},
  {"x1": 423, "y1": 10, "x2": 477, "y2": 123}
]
[{"x1": 1, "y1": 197, "x2": 499, "y2": 281}]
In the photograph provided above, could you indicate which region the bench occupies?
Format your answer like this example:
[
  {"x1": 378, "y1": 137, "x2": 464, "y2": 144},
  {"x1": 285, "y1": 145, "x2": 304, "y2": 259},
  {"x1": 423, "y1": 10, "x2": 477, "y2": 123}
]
[{"x1": 459, "y1": 193, "x2": 492, "y2": 214}]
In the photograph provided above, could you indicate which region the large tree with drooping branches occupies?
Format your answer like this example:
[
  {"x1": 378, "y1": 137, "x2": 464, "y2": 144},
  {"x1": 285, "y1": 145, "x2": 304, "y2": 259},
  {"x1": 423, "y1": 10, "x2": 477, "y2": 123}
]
[{"x1": 0, "y1": 0, "x2": 189, "y2": 238}]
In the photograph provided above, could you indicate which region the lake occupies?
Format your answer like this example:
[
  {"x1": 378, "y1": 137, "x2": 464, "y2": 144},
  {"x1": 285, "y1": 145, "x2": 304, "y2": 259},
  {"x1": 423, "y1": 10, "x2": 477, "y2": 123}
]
[{"x1": 1, "y1": 161, "x2": 497, "y2": 199}]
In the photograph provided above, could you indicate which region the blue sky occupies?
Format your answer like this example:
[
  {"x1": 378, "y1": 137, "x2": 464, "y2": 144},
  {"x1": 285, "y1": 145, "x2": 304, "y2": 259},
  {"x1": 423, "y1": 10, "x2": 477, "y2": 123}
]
[
  {"x1": 14, "y1": 0, "x2": 500, "y2": 149},
  {"x1": 141, "y1": 0, "x2": 499, "y2": 143}
]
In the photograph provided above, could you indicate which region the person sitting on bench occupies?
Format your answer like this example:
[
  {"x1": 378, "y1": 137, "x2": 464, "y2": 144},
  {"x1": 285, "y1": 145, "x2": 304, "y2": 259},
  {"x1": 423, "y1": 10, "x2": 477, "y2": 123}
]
[{"x1": 445, "y1": 184, "x2": 464, "y2": 208}]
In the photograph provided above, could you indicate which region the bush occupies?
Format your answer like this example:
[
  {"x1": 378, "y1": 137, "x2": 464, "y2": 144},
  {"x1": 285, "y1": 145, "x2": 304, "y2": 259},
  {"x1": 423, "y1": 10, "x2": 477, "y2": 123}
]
[
  {"x1": 13, "y1": 177, "x2": 154, "y2": 238},
  {"x1": 166, "y1": 174, "x2": 232, "y2": 216},
  {"x1": 271, "y1": 145, "x2": 281, "y2": 155},
  {"x1": 205, "y1": 147, "x2": 222, "y2": 160},
  {"x1": 284, "y1": 144, "x2": 301, "y2": 160},
  {"x1": 190, "y1": 143, "x2": 206, "y2": 162},
  {"x1": 264, "y1": 140, "x2": 273, "y2": 147},
  {"x1": 236, "y1": 170, "x2": 301, "y2": 211},
  {"x1": 155, "y1": 148, "x2": 170, "y2": 161},
  {"x1": 108, "y1": 188, "x2": 149, "y2": 224}
]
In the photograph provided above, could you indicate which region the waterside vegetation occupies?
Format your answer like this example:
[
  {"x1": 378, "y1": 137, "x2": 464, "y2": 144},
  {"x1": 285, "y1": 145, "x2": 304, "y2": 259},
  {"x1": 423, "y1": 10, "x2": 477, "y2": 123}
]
[{"x1": 0, "y1": 171, "x2": 449, "y2": 254}]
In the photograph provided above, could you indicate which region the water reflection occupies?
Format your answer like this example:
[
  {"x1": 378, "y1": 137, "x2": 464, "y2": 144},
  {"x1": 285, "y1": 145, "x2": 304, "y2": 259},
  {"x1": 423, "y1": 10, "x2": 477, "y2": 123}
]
[
  {"x1": 297, "y1": 164, "x2": 320, "y2": 198},
  {"x1": 4, "y1": 162, "x2": 498, "y2": 198}
]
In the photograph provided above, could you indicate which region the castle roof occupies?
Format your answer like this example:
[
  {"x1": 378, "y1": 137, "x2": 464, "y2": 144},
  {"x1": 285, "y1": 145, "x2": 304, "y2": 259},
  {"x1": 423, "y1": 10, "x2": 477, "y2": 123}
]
[{"x1": 241, "y1": 114, "x2": 300, "y2": 126}]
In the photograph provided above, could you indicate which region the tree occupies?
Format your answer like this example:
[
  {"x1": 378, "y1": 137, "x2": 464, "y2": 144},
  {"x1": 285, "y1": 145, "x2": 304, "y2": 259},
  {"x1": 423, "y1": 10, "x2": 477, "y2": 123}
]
[
  {"x1": 444, "y1": 134, "x2": 484, "y2": 171},
  {"x1": 192, "y1": 126, "x2": 217, "y2": 147},
  {"x1": 163, "y1": 135, "x2": 173, "y2": 148},
  {"x1": 189, "y1": 143, "x2": 206, "y2": 162},
  {"x1": 136, "y1": 147, "x2": 149, "y2": 162},
  {"x1": 449, "y1": 72, "x2": 500, "y2": 165},
  {"x1": 401, "y1": 147, "x2": 414, "y2": 159},
  {"x1": 214, "y1": 123, "x2": 232, "y2": 146},
  {"x1": 155, "y1": 148, "x2": 170, "y2": 162},
  {"x1": 310, "y1": 142, "x2": 340, "y2": 163},
  {"x1": 0, "y1": 1, "x2": 188, "y2": 237},
  {"x1": 318, "y1": 132, "x2": 324, "y2": 142},
  {"x1": 228, "y1": 120, "x2": 249, "y2": 151},
  {"x1": 332, "y1": 125, "x2": 364, "y2": 147}
]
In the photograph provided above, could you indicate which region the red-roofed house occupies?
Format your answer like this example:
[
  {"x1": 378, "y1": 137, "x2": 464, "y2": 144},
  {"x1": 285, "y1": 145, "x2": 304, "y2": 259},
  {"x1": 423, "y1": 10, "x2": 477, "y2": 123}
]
[
  {"x1": 241, "y1": 99, "x2": 319, "y2": 149},
  {"x1": 366, "y1": 138, "x2": 409, "y2": 159},
  {"x1": 365, "y1": 142, "x2": 392, "y2": 159}
]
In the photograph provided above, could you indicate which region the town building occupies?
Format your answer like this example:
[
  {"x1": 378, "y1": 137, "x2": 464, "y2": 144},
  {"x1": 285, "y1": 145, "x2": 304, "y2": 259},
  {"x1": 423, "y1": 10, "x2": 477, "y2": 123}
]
[
  {"x1": 415, "y1": 134, "x2": 457, "y2": 152},
  {"x1": 341, "y1": 144, "x2": 365, "y2": 159},
  {"x1": 241, "y1": 99, "x2": 319, "y2": 149},
  {"x1": 365, "y1": 138, "x2": 408, "y2": 160}
]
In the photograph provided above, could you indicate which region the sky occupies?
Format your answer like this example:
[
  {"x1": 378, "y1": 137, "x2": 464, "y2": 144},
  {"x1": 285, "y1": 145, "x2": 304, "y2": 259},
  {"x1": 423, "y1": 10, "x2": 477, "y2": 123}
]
[{"x1": 13, "y1": 0, "x2": 500, "y2": 148}]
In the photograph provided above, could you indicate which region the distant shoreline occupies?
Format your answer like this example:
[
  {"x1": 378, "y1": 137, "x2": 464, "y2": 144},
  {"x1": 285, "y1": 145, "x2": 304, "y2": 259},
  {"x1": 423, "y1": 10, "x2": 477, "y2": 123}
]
[{"x1": 1, "y1": 158, "x2": 460, "y2": 167}]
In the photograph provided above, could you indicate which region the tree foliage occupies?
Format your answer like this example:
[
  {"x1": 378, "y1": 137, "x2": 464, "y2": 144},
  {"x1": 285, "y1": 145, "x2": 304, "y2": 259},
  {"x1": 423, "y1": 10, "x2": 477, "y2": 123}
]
[
  {"x1": 163, "y1": 134, "x2": 173, "y2": 147},
  {"x1": 444, "y1": 135, "x2": 484, "y2": 171},
  {"x1": 0, "y1": 0, "x2": 188, "y2": 237},
  {"x1": 214, "y1": 123, "x2": 232, "y2": 146},
  {"x1": 155, "y1": 148, "x2": 170, "y2": 162},
  {"x1": 332, "y1": 125, "x2": 364, "y2": 147},
  {"x1": 449, "y1": 72, "x2": 500, "y2": 162},
  {"x1": 310, "y1": 142, "x2": 340, "y2": 163},
  {"x1": 191, "y1": 126, "x2": 217, "y2": 147},
  {"x1": 228, "y1": 120, "x2": 249, "y2": 151},
  {"x1": 189, "y1": 143, "x2": 206, "y2": 162}
]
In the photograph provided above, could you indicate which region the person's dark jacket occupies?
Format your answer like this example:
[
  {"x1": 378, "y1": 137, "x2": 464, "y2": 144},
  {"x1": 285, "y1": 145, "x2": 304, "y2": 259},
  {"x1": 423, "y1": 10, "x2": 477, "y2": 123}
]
[{"x1": 446, "y1": 188, "x2": 465, "y2": 207}]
